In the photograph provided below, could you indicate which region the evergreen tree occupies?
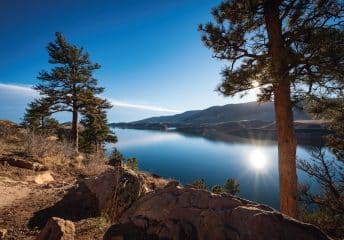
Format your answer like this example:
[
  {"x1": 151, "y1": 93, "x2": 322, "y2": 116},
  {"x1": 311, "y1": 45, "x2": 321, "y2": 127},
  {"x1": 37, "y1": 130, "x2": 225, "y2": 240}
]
[
  {"x1": 109, "y1": 148, "x2": 125, "y2": 166},
  {"x1": 224, "y1": 178, "x2": 240, "y2": 195},
  {"x1": 126, "y1": 157, "x2": 138, "y2": 171},
  {"x1": 35, "y1": 32, "x2": 104, "y2": 152},
  {"x1": 212, "y1": 185, "x2": 224, "y2": 194},
  {"x1": 80, "y1": 96, "x2": 117, "y2": 153},
  {"x1": 22, "y1": 98, "x2": 58, "y2": 133},
  {"x1": 307, "y1": 97, "x2": 344, "y2": 160},
  {"x1": 200, "y1": 0, "x2": 343, "y2": 217}
]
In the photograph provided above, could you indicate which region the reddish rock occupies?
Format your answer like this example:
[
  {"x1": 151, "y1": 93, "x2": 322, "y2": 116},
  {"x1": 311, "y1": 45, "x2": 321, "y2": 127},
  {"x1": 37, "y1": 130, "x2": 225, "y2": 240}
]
[
  {"x1": 29, "y1": 167, "x2": 148, "y2": 228},
  {"x1": 38, "y1": 217, "x2": 75, "y2": 240},
  {"x1": 104, "y1": 185, "x2": 330, "y2": 240}
]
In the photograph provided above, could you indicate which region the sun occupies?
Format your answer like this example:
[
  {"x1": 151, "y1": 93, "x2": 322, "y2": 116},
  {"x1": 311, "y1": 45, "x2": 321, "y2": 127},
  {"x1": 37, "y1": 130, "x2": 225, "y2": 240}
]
[
  {"x1": 249, "y1": 149, "x2": 267, "y2": 171},
  {"x1": 252, "y1": 80, "x2": 260, "y2": 88}
]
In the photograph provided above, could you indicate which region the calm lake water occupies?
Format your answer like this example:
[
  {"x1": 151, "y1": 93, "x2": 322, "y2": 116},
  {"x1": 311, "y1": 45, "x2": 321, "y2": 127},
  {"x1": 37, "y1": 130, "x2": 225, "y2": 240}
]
[{"x1": 108, "y1": 128, "x2": 322, "y2": 209}]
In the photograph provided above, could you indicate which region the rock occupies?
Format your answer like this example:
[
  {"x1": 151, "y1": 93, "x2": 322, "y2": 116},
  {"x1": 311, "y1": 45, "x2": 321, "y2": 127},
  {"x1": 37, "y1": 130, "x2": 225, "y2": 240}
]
[
  {"x1": 35, "y1": 171, "x2": 54, "y2": 184},
  {"x1": 0, "y1": 157, "x2": 47, "y2": 171},
  {"x1": 0, "y1": 229, "x2": 7, "y2": 239},
  {"x1": 104, "y1": 185, "x2": 330, "y2": 240},
  {"x1": 82, "y1": 166, "x2": 147, "y2": 222},
  {"x1": 29, "y1": 166, "x2": 147, "y2": 228},
  {"x1": 37, "y1": 217, "x2": 75, "y2": 240},
  {"x1": 164, "y1": 180, "x2": 180, "y2": 188}
]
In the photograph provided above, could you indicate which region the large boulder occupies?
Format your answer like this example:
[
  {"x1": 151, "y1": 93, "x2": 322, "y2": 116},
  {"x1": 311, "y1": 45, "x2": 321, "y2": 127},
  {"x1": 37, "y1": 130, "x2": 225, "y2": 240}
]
[
  {"x1": 104, "y1": 184, "x2": 330, "y2": 240},
  {"x1": 83, "y1": 166, "x2": 147, "y2": 222},
  {"x1": 37, "y1": 217, "x2": 75, "y2": 240},
  {"x1": 29, "y1": 166, "x2": 147, "y2": 228}
]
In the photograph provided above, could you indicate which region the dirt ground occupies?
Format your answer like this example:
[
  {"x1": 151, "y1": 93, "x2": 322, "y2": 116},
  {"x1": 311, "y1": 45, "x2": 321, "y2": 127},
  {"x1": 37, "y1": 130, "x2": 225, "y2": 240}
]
[{"x1": 0, "y1": 164, "x2": 110, "y2": 240}]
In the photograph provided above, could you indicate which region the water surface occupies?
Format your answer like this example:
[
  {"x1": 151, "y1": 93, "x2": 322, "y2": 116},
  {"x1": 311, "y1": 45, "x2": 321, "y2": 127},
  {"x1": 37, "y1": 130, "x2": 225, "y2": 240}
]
[{"x1": 108, "y1": 128, "x2": 321, "y2": 209}]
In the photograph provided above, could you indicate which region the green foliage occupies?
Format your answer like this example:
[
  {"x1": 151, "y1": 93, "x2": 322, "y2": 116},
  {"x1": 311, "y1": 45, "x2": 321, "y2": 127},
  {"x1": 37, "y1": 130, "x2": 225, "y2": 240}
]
[
  {"x1": 34, "y1": 32, "x2": 109, "y2": 151},
  {"x1": 22, "y1": 98, "x2": 59, "y2": 134},
  {"x1": 191, "y1": 178, "x2": 208, "y2": 190},
  {"x1": 108, "y1": 148, "x2": 125, "y2": 167},
  {"x1": 80, "y1": 97, "x2": 117, "y2": 153},
  {"x1": 224, "y1": 178, "x2": 240, "y2": 195},
  {"x1": 306, "y1": 97, "x2": 344, "y2": 160},
  {"x1": 126, "y1": 157, "x2": 138, "y2": 171},
  {"x1": 199, "y1": 1, "x2": 343, "y2": 103},
  {"x1": 190, "y1": 178, "x2": 240, "y2": 194},
  {"x1": 212, "y1": 185, "x2": 224, "y2": 194}
]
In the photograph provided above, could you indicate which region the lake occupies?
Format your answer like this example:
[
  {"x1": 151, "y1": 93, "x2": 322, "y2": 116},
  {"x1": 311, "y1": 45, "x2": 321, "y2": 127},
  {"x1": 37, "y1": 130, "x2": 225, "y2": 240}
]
[{"x1": 107, "y1": 128, "x2": 322, "y2": 209}]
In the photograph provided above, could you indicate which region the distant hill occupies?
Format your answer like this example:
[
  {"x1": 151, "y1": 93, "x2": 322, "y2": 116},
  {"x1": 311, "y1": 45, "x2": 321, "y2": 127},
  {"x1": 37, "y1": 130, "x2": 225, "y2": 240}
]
[
  {"x1": 128, "y1": 101, "x2": 310, "y2": 125},
  {"x1": 109, "y1": 102, "x2": 331, "y2": 145}
]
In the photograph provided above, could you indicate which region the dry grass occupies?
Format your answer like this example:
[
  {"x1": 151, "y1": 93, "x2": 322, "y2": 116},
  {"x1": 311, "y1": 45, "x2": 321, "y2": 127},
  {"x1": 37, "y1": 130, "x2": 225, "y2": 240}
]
[
  {"x1": 75, "y1": 151, "x2": 111, "y2": 176},
  {"x1": 21, "y1": 130, "x2": 75, "y2": 167},
  {"x1": 0, "y1": 120, "x2": 112, "y2": 176}
]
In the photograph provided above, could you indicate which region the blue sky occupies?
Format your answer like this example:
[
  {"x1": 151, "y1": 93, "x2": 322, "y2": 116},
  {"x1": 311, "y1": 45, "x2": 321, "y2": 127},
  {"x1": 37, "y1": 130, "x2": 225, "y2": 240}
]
[{"x1": 0, "y1": 0, "x2": 257, "y2": 123}]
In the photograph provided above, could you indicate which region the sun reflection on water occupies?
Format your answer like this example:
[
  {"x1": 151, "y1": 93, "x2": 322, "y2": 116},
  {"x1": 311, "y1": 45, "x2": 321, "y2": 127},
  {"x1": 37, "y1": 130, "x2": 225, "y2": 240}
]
[{"x1": 249, "y1": 148, "x2": 268, "y2": 171}]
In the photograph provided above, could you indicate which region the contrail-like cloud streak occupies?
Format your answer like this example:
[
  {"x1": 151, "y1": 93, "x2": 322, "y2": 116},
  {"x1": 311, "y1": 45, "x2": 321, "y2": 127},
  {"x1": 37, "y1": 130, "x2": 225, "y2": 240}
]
[{"x1": 0, "y1": 83, "x2": 180, "y2": 113}]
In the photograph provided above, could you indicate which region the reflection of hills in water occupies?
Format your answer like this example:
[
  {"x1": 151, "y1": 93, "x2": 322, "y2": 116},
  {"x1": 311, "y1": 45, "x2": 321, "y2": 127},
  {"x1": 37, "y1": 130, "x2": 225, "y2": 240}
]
[
  {"x1": 110, "y1": 102, "x2": 330, "y2": 145},
  {"x1": 108, "y1": 128, "x2": 329, "y2": 209}
]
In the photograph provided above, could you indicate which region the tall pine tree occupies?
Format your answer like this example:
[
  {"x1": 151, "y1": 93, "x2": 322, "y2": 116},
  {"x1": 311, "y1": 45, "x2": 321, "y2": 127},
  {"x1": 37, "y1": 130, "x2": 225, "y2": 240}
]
[
  {"x1": 200, "y1": 0, "x2": 343, "y2": 218},
  {"x1": 35, "y1": 32, "x2": 105, "y2": 152}
]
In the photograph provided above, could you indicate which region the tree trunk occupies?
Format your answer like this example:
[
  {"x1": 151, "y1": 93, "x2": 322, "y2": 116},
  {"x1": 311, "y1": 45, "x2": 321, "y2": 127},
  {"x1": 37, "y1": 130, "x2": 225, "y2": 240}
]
[
  {"x1": 274, "y1": 81, "x2": 298, "y2": 218},
  {"x1": 264, "y1": 0, "x2": 298, "y2": 218},
  {"x1": 72, "y1": 105, "x2": 79, "y2": 153}
]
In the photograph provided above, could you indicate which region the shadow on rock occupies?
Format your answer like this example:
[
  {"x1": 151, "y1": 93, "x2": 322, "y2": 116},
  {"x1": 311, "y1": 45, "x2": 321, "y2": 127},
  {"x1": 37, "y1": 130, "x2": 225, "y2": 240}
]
[
  {"x1": 28, "y1": 181, "x2": 100, "y2": 228},
  {"x1": 29, "y1": 166, "x2": 147, "y2": 229}
]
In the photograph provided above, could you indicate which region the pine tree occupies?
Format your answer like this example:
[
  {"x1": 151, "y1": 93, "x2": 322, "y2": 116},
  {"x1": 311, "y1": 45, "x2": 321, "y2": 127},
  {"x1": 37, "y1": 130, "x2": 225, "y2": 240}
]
[
  {"x1": 35, "y1": 32, "x2": 104, "y2": 152},
  {"x1": 80, "y1": 96, "x2": 117, "y2": 153},
  {"x1": 200, "y1": 0, "x2": 343, "y2": 218},
  {"x1": 22, "y1": 98, "x2": 58, "y2": 133}
]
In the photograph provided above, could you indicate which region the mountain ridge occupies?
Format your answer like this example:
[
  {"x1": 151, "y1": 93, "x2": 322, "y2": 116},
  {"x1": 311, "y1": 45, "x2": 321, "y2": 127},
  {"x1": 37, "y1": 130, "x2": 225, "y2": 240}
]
[{"x1": 115, "y1": 101, "x2": 310, "y2": 125}]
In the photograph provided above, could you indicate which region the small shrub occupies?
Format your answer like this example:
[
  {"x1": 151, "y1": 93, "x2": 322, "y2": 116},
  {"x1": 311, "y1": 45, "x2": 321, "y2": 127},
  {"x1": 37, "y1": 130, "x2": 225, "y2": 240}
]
[
  {"x1": 224, "y1": 178, "x2": 240, "y2": 195},
  {"x1": 191, "y1": 178, "x2": 208, "y2": 190},
  {"x1": 108, "y1": 148, "x2": 125, "y2": 167},
  {"x1": 212, "y1": 185, "x2": 224, "y2": 194},
  {"x1": 126, "y1": 157, "x2": 138, "y2": 171}
]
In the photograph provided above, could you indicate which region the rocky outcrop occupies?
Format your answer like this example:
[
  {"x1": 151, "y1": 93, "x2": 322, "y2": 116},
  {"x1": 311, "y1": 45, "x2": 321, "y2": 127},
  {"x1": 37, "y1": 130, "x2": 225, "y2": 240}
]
[
  {"x1": 84, "y1": 166, "x2": 147, "y2": 222},
  {"x1": 29, "y1": 166, "x2": 147, "y2": 228},
  {"x1": 104, "y1": 183, "x2": 330, "y2": 240},
  {"x1": 38, "y1": 217, "x2": 75, "y2": 240}
]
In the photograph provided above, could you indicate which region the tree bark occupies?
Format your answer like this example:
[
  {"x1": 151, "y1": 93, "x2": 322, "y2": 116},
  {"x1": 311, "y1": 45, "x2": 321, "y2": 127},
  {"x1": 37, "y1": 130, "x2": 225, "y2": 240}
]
[
  {"x1": 274, "y1": 80, "x2": 298, "y2": 218},
  {"x1": 71, "y1": 106, "x2": 78, "y2": 153},
  {"x1": 264, "y1": 0, "x2": 298, "y2": 218},
  {"x1": 71, "y1": 80, "x2": 79, "y2": 153}
]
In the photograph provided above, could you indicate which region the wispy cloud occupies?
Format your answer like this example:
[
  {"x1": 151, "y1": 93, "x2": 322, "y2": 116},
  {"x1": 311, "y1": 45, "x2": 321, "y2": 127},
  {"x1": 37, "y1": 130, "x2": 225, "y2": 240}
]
[
  {"x1": 0, "y1": 83, "x2": 37, "y2": 96},
  {"x1": 0, "y1": 83, "x2": 180, "y2": 114},
  {"x1": 108, "y1": 98, "x2": 180, "y2": 113}
]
